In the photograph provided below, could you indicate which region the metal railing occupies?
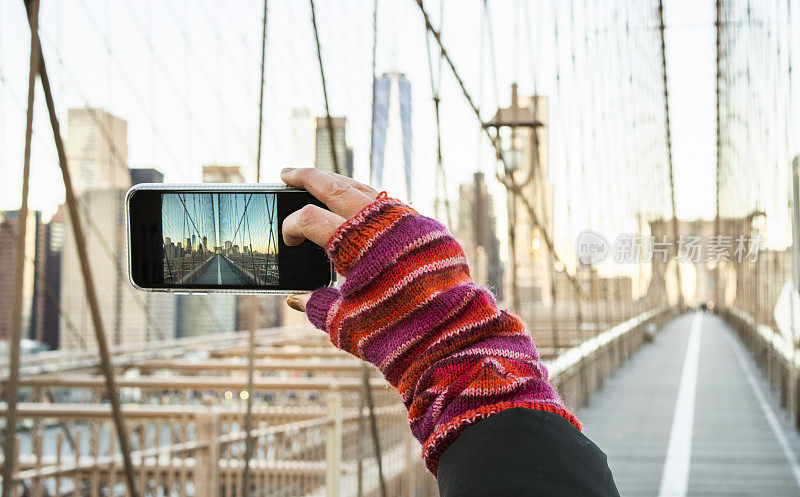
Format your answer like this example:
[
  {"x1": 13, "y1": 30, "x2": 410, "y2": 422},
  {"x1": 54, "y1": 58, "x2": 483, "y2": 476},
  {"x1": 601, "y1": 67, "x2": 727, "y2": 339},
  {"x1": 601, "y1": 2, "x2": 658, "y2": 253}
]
[
  {"x1": 0, "y1": 306, "x2": 672, "y2": 496},
  {"x1": 722, "y1": 308, "x2": 799, "y2": 431},
  {"x1": 1, "y1": 395, "x2": 433, "y2": 497}
]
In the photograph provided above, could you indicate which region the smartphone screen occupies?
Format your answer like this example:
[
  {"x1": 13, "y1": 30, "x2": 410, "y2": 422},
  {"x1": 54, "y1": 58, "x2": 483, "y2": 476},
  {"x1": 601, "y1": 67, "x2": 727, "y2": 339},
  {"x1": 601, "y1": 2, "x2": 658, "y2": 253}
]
[{"x1": 127, "y1": 186, "x2": 333, "y2": 293}]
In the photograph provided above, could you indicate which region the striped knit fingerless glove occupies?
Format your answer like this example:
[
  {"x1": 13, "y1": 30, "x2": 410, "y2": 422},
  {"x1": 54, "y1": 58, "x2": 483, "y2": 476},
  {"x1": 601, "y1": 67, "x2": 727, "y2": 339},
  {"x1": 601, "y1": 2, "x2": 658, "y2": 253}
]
[{"x1": 305, "y1": 196, "x2": 580, "y2": 475}]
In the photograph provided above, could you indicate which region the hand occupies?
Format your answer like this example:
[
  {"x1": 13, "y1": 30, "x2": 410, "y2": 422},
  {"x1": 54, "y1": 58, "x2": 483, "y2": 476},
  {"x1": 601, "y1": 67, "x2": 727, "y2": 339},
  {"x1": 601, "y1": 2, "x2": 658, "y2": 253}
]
[
  {"x1": 280, "y1": 167, "x2": 379, "y2": 246},
  {"x1": 280, "y1": 167, "x2": 380, "y2": 312}
]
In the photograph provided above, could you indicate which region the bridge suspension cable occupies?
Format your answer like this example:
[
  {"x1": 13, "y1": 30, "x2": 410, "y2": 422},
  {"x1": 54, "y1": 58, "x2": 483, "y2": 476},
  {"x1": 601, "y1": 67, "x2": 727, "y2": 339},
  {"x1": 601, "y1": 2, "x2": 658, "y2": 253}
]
[
  {"x1": 413, "y1": 0, "x2": 591, "y2": 304},
  {"x1": 310, "y1": 0, "x2": 342, "y2": 176}
]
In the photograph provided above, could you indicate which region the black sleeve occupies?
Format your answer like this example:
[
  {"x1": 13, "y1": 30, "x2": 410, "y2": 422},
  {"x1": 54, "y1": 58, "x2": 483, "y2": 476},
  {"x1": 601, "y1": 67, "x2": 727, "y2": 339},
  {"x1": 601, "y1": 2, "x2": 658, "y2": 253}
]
[{"x1": 437, "y1": 408, "x2": 620, "y2": 497}]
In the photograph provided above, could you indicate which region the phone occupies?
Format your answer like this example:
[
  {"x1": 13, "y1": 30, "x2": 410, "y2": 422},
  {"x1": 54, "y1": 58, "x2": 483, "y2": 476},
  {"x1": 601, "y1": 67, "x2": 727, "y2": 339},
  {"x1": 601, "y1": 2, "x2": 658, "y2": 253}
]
[{"x1": 126, "y1": 184, "x2": 334, "y2": 294}]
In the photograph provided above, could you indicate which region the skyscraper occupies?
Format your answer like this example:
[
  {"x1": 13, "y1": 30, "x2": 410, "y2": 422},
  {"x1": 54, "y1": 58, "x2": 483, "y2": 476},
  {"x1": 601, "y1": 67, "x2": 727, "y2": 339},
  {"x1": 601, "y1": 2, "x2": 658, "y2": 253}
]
[
  {"x1": 66, "y1": 108, "x2": 130, "y2": 195},
  {"x1": 314, "y1": 116, "x2": 352, "y2": 177},
  {"x1": 130, "y1": 167, "x2": 165, "y2": 185},
  {"x1": 0, "y1": 210, "x2": 41, "y2": 342},
  {"x1": 60, "y1": 109, "x2": 175, "y2": 348},
  {"x1": 60, "y1": 189, "x2": 176, "y2": 349},
  {"x1": 34, "y1": 206, "x2": 65, "y2": 349},
  {"x1": 371, "y1": 72, "x2": 413, "y2": 201},
  {"x1": 456, "y1": 173, "x2": 503, "y2": 297}
]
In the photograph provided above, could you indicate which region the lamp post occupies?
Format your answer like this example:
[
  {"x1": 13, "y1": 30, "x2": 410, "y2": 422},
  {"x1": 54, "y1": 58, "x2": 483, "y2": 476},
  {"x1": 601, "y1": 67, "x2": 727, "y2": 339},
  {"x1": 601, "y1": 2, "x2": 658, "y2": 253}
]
[{"x1": 484, "y1": 83, "x2": 545, "y2": 313}]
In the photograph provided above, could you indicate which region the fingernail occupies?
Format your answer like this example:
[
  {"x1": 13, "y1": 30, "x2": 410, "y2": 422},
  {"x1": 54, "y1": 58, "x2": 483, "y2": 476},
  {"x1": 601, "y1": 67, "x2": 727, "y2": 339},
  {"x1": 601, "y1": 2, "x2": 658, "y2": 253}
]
[
  {"x1": 281, "y1": 167, "x2": 295, "y2": 174},
  {"x1": 286, "y1": 296, "x2": 304, "y2": 312}
]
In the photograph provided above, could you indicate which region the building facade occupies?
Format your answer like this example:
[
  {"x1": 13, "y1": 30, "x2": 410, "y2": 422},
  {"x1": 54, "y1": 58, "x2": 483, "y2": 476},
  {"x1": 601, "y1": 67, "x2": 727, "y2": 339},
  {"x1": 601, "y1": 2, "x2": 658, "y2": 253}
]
[
  {"x1": 289, "y1": 108, "x2": 315, "y2": 168},
  {"x1": 455, "y1": 173, "x2": 504, "y2": 298},
  {"x1": 60, "y1": 189, "x2": 174, "y2": 348},
  {"x1": 60, "y1": 109, "x2": 175, "y2": 349},
  {"x1": 33, "y1": 206, "x2": 65, "y2": 349},
  {"x1": 314, "y1": 116, "x2": 352, "y2": 177},
  {"x1": 201, "y1": 164, "x2": 245, "y2": 183},
  {"x1": 130, "y1": 167, "x2": 165, "y2": 185},
  {"x1": 66, "y1": 108, "x2": 130, "y2": 194},
  {"x1": 0, "y1": 210, "x2": 41, "y2": 343}
]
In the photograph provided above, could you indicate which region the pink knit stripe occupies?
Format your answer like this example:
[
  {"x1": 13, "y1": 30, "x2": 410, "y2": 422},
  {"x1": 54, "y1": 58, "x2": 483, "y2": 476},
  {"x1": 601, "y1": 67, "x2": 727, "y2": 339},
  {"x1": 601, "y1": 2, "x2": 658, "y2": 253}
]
[
  {"x1": 344, "y1": 228, "x2": 452, "y2": 290},
  {"x1": 339, "y1": 255, "x2": 469, "y2": 330},
  {"x1": 338, "y1": 209, "x2": 415, "y2": 267},
  {"x1": 381, "y1": 294, "x2": 496, "y2": 375},
  {"x1": 326, "y1": 197, "x2": 399, "y2": 250},
  {"x1": 398, "y1": 309, "x2": 505, "y2": 404},
  {"x1": 357, "y1": 285, "x2": 476, "y2": 362}
]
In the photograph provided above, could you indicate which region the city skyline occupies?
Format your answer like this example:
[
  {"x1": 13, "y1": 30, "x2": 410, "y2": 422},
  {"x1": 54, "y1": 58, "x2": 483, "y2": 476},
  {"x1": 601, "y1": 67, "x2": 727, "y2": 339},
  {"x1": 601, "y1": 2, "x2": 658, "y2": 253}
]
[
  {"x1": 161, "y1": 193, "x2": 279, "y2": 256},
  {"x1": 4, "y1": 0, "x2": 786, "y2": 235},
  {"x1": 161, "y1": 192, "x2": 279, "y2": 287}
]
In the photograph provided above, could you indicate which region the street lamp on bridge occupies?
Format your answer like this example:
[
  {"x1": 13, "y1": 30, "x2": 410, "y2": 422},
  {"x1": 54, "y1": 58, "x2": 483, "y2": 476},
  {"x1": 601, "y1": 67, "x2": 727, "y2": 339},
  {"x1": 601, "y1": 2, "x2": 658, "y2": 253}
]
[{"x1": 484, "y1": 83, "x2": 548, "y2": 312}]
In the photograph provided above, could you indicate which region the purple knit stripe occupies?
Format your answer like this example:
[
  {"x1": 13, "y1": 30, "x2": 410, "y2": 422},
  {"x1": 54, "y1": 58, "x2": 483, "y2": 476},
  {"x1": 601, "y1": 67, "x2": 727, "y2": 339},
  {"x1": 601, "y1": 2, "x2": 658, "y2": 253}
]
[
  {"x1": 411, "y1": 375, "x2": 556, "y2": 440},
  {"x1": 399, "y1": 295, "x2": 508, "y2": 405},
  {"x1": 357, "y1": 283, "x2": 477, "y2": 367},
  {"x1": 413, "y1": 379, "x2": 562, "y2": 441},
  {"x1": 306, "y1": 287, "x2": 343, "y2": 331},
  {"x1": 385, "y1": 290, "x2": 499, "y2": 398},
  {"x1": 375, "y1": 286, "x2": 481, "y2": 390},
  {"x1": 341, "y1": 214, "x2": 449, "y2": 294},
  {"x1": 413, "y1": 357, "x2": 554, "y2": 413},
  {"x1": 412, "y1": 351, "x2": 541, "y2": 411},
  {"x1": 441, "y1": 381, "x2": 562, "y2": 420},
  {"x1": 328, "y1": 200, "x2": 409, "y2": 273},
  {"x1": 412, "y1": 334, "x2": 539, "y2": 397},
  {"x1": 452, "y1": 332, "x2": 542, "y2": 362},
  {"x1": 338, "y1": 259, "x2": 471, "y2": 357},
  {"x1": 336, "y1": 238, "x2": 467, "y2": 347},
  {"x1": 404, "y1": 309, "x2": 525, "y2": 402}
]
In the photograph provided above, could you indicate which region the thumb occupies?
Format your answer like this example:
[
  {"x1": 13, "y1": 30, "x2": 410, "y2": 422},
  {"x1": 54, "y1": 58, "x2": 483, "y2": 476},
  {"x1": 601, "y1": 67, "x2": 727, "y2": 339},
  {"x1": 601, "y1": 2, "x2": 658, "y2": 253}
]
[
  {"x1": 285, "y1": 293, "x2": 311, "y2": 312},
  {"x1": 304, "y1": 286, "x2": 343, "y2": 332}
]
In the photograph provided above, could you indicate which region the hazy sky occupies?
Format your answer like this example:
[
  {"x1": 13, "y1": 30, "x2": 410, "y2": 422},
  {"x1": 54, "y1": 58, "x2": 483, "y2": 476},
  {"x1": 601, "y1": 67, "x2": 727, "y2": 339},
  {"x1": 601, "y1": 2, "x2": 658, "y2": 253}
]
[{"x1": 0, "y1": 0, "x2": 782, "y2": 249}]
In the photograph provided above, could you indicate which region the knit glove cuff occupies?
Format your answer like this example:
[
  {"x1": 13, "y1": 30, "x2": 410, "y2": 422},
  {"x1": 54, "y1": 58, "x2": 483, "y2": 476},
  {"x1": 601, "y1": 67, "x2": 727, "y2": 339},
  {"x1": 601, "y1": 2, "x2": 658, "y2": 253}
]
[{"x1": 305, "y1": 196, "x2": 580, "y2": 475}]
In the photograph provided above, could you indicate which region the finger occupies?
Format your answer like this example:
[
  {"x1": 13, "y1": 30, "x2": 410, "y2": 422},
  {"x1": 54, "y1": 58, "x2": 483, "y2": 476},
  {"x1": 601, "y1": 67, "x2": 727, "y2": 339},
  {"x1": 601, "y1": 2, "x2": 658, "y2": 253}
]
[
  {"x1": 328, "y1": 172, "x2": 380, "y2": 199},
  {"x1": 281, "y1": 167, "x2": 373, "y2": 218},
  {"x1": 286, "y1": 293, "x2": 311, "y2": 313},
  {"x1": 282, "y1": 204, "x2": 346, "y2": 247}
]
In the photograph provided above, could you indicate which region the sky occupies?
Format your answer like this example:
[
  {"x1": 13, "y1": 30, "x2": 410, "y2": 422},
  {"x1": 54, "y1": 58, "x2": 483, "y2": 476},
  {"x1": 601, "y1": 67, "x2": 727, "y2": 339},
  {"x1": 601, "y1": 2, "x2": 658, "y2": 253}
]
[{"x1": 0, "y1": 0, "x2": 791, "y2": 254}]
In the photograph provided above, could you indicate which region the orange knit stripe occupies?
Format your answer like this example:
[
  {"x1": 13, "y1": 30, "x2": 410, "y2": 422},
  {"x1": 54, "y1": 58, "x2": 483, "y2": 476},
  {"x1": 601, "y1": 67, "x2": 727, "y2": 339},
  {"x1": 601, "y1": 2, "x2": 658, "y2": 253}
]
[
  {"x1": 330, "y1": 203, "x2": 416, "y2": 274},
  {"x1": 333, "y1": 267, "x2": 472, "y2": 354}
]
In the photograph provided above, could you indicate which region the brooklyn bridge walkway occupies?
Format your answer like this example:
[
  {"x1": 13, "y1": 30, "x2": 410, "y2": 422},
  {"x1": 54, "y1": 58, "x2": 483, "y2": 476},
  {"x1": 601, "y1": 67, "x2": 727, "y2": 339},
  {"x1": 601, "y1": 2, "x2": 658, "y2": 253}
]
[
  {"x1": 191, "y1": 254, "x2": 247, "y2": 285},
  {"x1": 580, "y1": 313, "x2": 800, "y2": 496}
]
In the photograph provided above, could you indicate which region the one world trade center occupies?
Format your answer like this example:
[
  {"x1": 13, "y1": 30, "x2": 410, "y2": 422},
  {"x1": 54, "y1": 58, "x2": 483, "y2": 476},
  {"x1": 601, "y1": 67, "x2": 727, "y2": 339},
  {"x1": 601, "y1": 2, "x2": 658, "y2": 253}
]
[{"x1": 370, "y1": 72, "x2": 413, "y2": 201}]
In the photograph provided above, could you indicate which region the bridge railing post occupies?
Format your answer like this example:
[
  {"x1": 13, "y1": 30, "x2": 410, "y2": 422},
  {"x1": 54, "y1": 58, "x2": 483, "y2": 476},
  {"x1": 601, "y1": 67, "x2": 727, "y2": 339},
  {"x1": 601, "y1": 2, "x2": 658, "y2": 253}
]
[
  {"x1": 326, "y1": 392, "x2": 343, "y2": 497},
  {"x1": 195, "y1": 410, "x2": 220, "y2": 497}
]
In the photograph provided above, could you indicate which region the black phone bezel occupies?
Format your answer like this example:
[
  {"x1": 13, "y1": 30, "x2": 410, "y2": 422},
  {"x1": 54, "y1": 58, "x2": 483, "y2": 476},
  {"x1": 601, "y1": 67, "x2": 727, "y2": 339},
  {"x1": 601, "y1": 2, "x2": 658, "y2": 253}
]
[{"x1": 128, "y1": 188, "x2": 333, "y2": 292}]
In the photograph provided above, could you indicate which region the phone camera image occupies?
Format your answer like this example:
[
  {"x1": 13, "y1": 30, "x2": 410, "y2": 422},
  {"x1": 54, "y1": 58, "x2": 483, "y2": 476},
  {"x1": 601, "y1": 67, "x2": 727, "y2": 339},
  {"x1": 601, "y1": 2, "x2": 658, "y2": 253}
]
[{"x1": 161, "y1": 193, "x2": 279, "y2": 287}]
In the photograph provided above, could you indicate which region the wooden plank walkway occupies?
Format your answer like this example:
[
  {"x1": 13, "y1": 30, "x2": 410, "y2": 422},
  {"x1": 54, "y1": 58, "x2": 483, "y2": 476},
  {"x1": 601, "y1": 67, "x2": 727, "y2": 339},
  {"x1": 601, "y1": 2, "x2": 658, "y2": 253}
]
[{"x1": 579, "y1": 313, "x2": 800, "y2": 496}]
